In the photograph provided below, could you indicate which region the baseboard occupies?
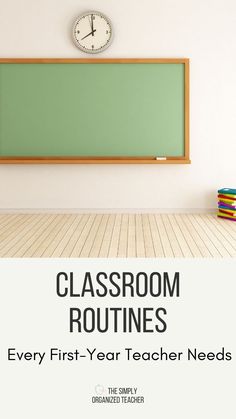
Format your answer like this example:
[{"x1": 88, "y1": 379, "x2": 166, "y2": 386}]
[{"x1": 0, "y1": 208, "x2": 216, "y2": 214}]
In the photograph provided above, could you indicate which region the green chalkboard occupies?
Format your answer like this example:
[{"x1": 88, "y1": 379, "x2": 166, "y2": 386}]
[{"x1": 0, "y1": 59, "x2": 189, "y2": 164}]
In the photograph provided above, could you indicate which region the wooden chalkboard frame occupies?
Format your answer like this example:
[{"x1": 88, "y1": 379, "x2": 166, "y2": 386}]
[{"x1": 0, "y1": 58, "x2": 190, "y2": 164}]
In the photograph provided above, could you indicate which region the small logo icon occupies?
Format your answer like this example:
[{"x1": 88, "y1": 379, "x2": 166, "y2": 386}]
[{"x1": 95, "y1": 384, "x2": 105, "y2": 395}]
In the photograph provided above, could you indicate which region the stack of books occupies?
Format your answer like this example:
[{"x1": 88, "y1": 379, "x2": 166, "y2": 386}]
[{"x1": 218, "y1": 188, "x2": 236, "y2": 221}]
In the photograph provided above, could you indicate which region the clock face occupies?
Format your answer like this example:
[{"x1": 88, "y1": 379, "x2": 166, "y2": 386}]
[{"x1": 73, "y1": 12, "x2": 113, "y2": 53}]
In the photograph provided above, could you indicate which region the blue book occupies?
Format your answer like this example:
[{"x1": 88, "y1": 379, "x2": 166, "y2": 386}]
[
  {"x1": 218, "y1": 188, "x2": 236, "y2": 195},
  {"x1": 218, "y1": 203, "x2": 236, "y2": 210}
]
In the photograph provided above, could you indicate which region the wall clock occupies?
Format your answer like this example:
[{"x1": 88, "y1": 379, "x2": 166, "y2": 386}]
[{"x1": 73, "y1": 11, "x2": 113, "y2": 54}]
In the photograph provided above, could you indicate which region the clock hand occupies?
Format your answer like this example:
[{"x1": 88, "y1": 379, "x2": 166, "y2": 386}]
[
  {"x1": 91, "y1": 14, "x2": 94, "y2": 36},
  {"x1": 88, "y1": 15, "x2": 92, "y2": 31},
  {"x1": 81, "y1": 29, "x2": 96, "y2": 40}
]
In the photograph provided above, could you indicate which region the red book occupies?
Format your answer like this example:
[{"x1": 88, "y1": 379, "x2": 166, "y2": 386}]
[
  {"x1": 218, "y1": 194, "x2": 236, "y2": 201},
  {"x1": 218, "y1": 214, "x2": 236, "y2": 221},
  {"x1": 218, "y1": 209, "x2": 236, "y2": 217}
]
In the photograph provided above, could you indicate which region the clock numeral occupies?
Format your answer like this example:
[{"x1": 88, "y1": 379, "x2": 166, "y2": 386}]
[
  {"x1": 77, "y1": 30, "x2": 80, "y2": 34},
  {"x1": 92, "y1": 45, "x2": 94, "y2": 49}
]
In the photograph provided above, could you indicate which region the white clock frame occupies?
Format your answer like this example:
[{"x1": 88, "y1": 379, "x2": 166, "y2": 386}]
[{"x1": 72, "y1": 11, "x2": 113, "y2": 54}]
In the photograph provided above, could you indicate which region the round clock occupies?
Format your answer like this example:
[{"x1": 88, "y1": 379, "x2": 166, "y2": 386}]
[{"x1": 73, "y1": 11, "x2": 113, "y2": 54}]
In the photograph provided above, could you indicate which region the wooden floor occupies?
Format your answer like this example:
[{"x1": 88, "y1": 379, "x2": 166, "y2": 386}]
[{"x1": 0, "y1": 213, "x2": 235, "y2": 258}]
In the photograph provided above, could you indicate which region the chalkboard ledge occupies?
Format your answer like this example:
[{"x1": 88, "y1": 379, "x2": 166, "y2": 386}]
[{"x1": 0, "y1": 157, "x2": 191, "y2": 164}]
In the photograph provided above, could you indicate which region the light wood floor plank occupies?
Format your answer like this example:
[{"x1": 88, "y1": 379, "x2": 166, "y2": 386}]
[
  {"x1": 148, "y1": 214, "x2": 164, "y2": 257},
  {"x1": 79, "y1": 215, "x2": 103, "y2": 257},
  {"x1": 0, "y1": 214, "x2": 36, "y2": 251},
  {"x1": 108, "y1": 214, "x2": 122, "y2": 257},
  {"x1": 175, "y1": 214, "x2": 202, "y2": 257},
  {"x1": 117, "y1": 214, "x2": 129, "y2": 257},
  {"x1": 51, "y1": 215, "x2": 83, "y2": 257},
  {"x1": 155, "y1": 214, "x2": 174, "y2": 257},
  {"x1": 167, "y1": 215, "x2": 193, "y2": 258},
  {"x1": 32, "y1": 215, "x2": 69, "y2": 257},
  {"x1": 189, "y1": 214, "x2": 222, "y2": 257},
  {"x1": 136, "y1": 214, "x2": 146, "y2": 257},
  {"x1": 61, "y1": 214, "x2": 91, "y2": 257},
  {"x1": 99, "y1": 215, "x2": 116, "y2": 258},
  {"x1": 142, "y1": 214, "x2": 155, "y2": 257},
  {"x1": 161, "y1": 214, "x2": 183, "y2": 257},
  {"x1": 0, "y1": 214, "x2": 31, "y2": 243},
  {"x1": 185, "y1": 214, "x2": 212, "y2": 257},
  {"x1": 192, "y1": 215, "x2": 228, "y2": 257},
  {"x1": 0, "y1": 214, "x2": 46, "y2": 257},
  {"x1": 0, "y1": 214, "x2": 19, "y2": 230},
  {"x1": 90, "y1": 215, "x2": 110, "y2": 257},
  {"x1": 127, "y1": 214, "x2": 136, "y2": 257},
  {"x1": 13, "y1": 215, "x2": 56, "y2": 257},
  {"x1": 42, "y1": 214, "x2": 77, "y2": 257},
  {"x1": 24, "y1": 215, "x2": 66, "y2": 257},
  {"x1": 70, "y1": 215, "x2": 97, "y2": 257}
]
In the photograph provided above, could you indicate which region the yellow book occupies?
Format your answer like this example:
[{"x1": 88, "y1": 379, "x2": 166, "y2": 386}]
[{"x1": 217, "y1": 212, "x2": 236, "y2": 220}]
